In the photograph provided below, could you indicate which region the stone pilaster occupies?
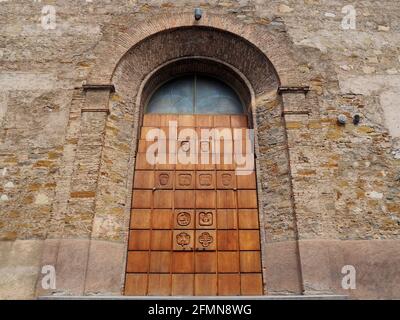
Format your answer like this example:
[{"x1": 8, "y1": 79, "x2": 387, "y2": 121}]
[
  {"x1": 40, "y1": 85, "x2": 113, "y2": 296},
  {"x1": 281, "y1": 87, "x2": 340, "y2": 294}
]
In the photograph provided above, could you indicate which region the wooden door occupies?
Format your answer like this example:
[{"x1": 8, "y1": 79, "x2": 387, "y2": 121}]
[{"x1": 125, "y1": 114, "x2": 263, "y2": 296}]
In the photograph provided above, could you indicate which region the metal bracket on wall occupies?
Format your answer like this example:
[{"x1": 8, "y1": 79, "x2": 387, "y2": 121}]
[
  {"x1": 278, "y1": 86, "x2": 310, "y2": 94},
  {"x1": 81, "y1": 108, "x2": 110, "y2": 114},
  {"x1": 82, "y1": 84, "x2": 116, "y2": 92},
  {"x1": 79, "y1": 84, "x2": 115, "y2": 114},
  {"x1": 281, "y1": 110, "x2": 310, "y2": 116}
]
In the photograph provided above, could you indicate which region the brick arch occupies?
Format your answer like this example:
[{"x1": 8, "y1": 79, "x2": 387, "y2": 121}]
[
  {"x1": 111, "y1": 26, "x2": 279, "y2": 105},
  {"x1": 88, "y1": 12, "x2": 300, "y2": 86}
]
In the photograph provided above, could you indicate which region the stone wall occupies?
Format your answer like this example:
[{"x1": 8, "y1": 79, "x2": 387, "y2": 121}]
[{"x1": 0, "y1": 0, "x2": 399, "y2": 299}]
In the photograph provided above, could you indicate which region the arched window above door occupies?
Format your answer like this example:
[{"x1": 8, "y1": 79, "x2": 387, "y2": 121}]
[{"x1": 146, "y1": 74, "x2": 244, "y2": 114}]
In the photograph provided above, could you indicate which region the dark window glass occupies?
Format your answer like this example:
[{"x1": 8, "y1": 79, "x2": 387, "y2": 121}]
[{"x1": 146, "y1": 75, "x2": 244, "y2": 114}]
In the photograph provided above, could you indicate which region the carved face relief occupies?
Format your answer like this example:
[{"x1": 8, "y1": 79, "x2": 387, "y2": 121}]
[
  {"x1": 221, "y1": 173, "x2": 232, "y2": 186},
  {"x1": 159, "y1": 173, "x2": 169, "y2": 186},
  {"x1": 199, "y1": 174, "x2": 212, "y2": 186},
  {"x1": 200, "y1": 141, "x2": 210, "y2": 153},
  {"x1": 179, "y1": 174, "x2": 192, "y2": 186},
  {"x1": 199, "y1": 211, "x2": 213, "y2": 226},
  {"x1": 198, "y1": 232, "x2": 213, "y2": 248},
  {"x1": 177, "y1": 212, "x2": 191, "y2": 226},
  {"x1": 180, "y1": 141, "x2": 190, "y2": 152},
  {"x1": 176, "y1": 232, "x2": 191, "y2": 248}
]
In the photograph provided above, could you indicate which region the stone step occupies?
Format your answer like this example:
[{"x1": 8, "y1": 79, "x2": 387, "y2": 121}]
[{"x1": 38, "y1": 295, "x2": 348, "y2": 300}]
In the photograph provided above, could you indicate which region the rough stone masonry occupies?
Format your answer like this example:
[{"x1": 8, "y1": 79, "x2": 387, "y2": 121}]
[{"x1": 0, "y1": 0, "x2": 399, "y2": 299}]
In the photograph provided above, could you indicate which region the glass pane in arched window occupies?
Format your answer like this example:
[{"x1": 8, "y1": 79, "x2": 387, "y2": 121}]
[
  {"x1": 146, "y1": 74, "x2": 244, "y2": 114},
  {"x1": 195, "y1": 76, "x2": 243, "y2": 114},
  {"x1": 146, "y1": 75, "x2": 194, "y2": 114}
]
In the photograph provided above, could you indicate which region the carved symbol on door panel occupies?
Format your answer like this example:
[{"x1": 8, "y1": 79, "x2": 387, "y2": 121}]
[
  {"x1": 221, "y1": 173, "x2": 232, "y2": 187},
  {"x1": 198, "y1": 232, "x2": 213, "y2": 248},
  {"x1": 178, "y1": 174, "x2": 192, "y2": 186},
  {"x1": 199, "y1": 174, "x2": 212, "y2": 186},
  {"x1": 177, "y1": 212, "x2": 191, "y2": 226},
  {"x1": 159, "y1": 173, "x2": 170, "y2": 186},
  {"x1": 199, "y1": 211, "x2": 213, "y2": 226},
  {"x1": 176, "y1": 232, "x2": 191, "y2": 248},
  {"x1": 180, "y1": 141, "x2": 190, "y2": 152},
  {"x1": 200, "y1": 141, "x2": 210, "y2": 153}
]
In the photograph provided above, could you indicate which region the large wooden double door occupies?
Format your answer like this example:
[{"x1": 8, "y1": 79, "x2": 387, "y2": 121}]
[{"x1": 125, "y1": 114, "x2": 263, "y2": 295}]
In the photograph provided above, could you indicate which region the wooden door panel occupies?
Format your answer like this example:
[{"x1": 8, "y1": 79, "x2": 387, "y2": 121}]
[
  {"x1": 218, "y1": 274, "x2": 240, "y2": 295},
  {"x1": 172, "y1": 274, "x2": 194, "y2": 295},
  {"x1": 148, "y1": 274, "x2": 171, "y2": 296},
  {"x1": 174, "y1": 210, "x2": 195, "y2": 229},
  {"x1": 237, "y1": 172, "x2": 256, "y2": 189},
  {"x1": 195, "y1": 274, "x2": 217, "y2": 296},
  {"x1": 126, "y1": 113, "x2": 263, "y2": 296},
  {"x1": 160, "y1": 114, "x2": 178, "y2": 127},
  {"x1": 173, "y1": 230, "x2": 194, "y2": 251},
  {"x1": 230, "y1": 115, "x2": 248, "y2": 128},
  {"x1": 237, "y1": 190, "x2": 258, "y2": 208},
  {"x1": 196, "y1": 171, "x2": 215, "y2": 189},
  {"x1": 130, "y1": 209, "x2": 151, "y2": 229},
  {"x1": 195, "y1": 252, "x2": 217, "y2": 273},
  {"x1": 133, "y1": 171, "x2": 155, "y2": 189},
  {"x1": 217, "y1": 190, "x2": 236, "y2": 208},
  {"x1": 239, "y1": 230, "x2": 261, "y2": 250},
  {"x1": 178, "y1": 115, "x2": 195, "y2": 127},
  {"x1": 241, "y1": 274, "x2": 263, "y2": 295},
  {"x1": 156, "y1": 161, "x2": 175, "y2": 171},
  {"x1": 196, "y1": 115, "x2": 213, "y2": 127},
  {"x1": 238, "y1": 209, "x2": 259, "y2": 229},
  {"x1": 195, "y1": 230, "x2": 216, "y2": 251},
  {"x1": 217, "y1": 251, "x2": 239, "y2": 273},
  {"x1": 154, "y1": 190, "x2": 173, "y2": 208},
  {"x1": 174, "y1": 190, "x2": 195, "y2": 208},
  {"x1": 136, "y1": 154, "x2": 153, "y2": 170},
  {"x1": 155, "y1": 171, "x2": 174, "y2": 189},
  {"x1": 137, "y1": 139, "x2": 150, "y2": 153},
  {"x1": 217, "y1": 230, "x2": 238, "y2": 251},
  {"x1": 150, "y1": 252, "x2": 171, "y2": 273},
  {"x1": 131, "y1": 190, "x2": 152, "y2": 209},
  {"x1": 126, "y1": 251, "x2": 149, "y2": 273},
  {"x1": 213, "y1": 115, "x2": 230, "y2": 127},
  {"x1": 151, "y1": 230, "x2": 172, "y2": 250},
  {"x1": 217, "y1": 209, "x2": 237, "y2": 229},
  {"x1": 152, "y1": 209, "x2": 172, "y2": 229},
  {"x1": 175, "y1": 162, "x2": 196, "y2": 171},
  {"x1": 143, "y1": 114, "x2": 161, "y2": 127},
  {"x1": 198, "y1": 139, "x2": 212, "y2": 154},
  {"x1": 172, "y1": 252, "x2": 194, "y2": 273},
  {"x1": 125, "y1": 274, "x2": 147, "y2": 295},
  {"x1": 196, "y1": 210, "x2": 216, "y2": 229},
  {"x1": 196, "y1": 190, "x2": 216, "y2": 208},
  {"x1": 215, "y1": 158, "x2": 236, "y2": 170},
  {"x1": 128, "y1": 230, "x2": 150, "y2": 250},
  {"x1": 214, "y1": 139, "x2": 232, "y2": 155},
  {"x1": 196, "y1": 153, "x2": 216, "y2": 170},
  {"x1": 240, "y1": 251, "x2": 262, "y2": 273},
  {"x1": 217, "y1": 171, "x2": 236, "y2": 189},
  {"x1": 175, "y1": 171, "x2": 195, "y2": 189}
]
